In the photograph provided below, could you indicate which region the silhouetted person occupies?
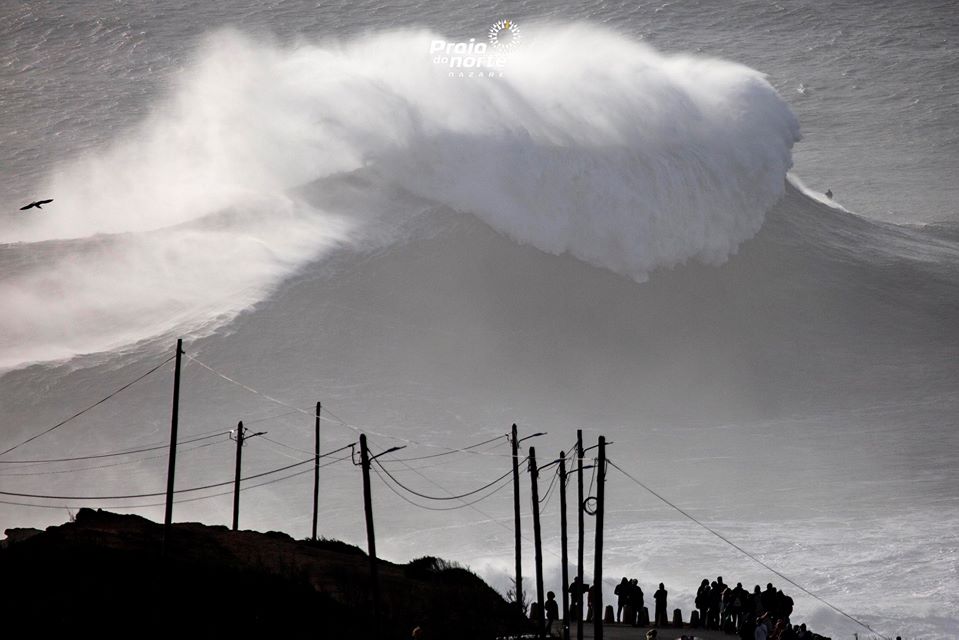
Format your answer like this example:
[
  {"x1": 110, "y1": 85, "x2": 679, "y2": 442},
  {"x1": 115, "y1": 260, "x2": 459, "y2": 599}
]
[
  {"x1": 653, "y1": 582, "x2": 668, "y2": 627},
  {"x1": 19, "y1": 199, "x2": 53, "y2": 211},
  {"x1": 730, "y1": 582, "x2": 747, "y2": 630},
  {"x1": 761, "y1": 583, "x2": 776, "y2": 614},
  {"x1": 721, "y1": 583, "x2": 734, "y2": 630},
  {"x1": 716, "y1": 576, "x2": 727, "y2": 626},
  {"x1": 695, "y1": 579, "x2": 710, "y2": 628},
  {"x1": 825, "y1": 189, "x2": 833, "y2": 199},
  {"x1": 615, "y1": 577, "x2": 628, "y2": 622},
  {"x1": 752, "y1": 585, "x2": 764, "y2": 616},
  {"x1": 627, "y1": 579, "x2": 643, "y2": 627},
  {"x1": 545, "y1": 591, "x2": 559, "y2": 637},
  {"x1": 781, "y1": 590, "x2": 794, "y2": 620},
  {"x1": 709, "y1": 581, "x2": 722, "y2": 629},
  {"x1": 568, "y1": 576, "x2": 588, "y2": 621}
]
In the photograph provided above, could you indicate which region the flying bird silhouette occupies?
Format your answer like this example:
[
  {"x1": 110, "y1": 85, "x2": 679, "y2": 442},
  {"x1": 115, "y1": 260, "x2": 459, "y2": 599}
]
[{"x1": 19, "y1": 199, "x2": 53, "y2": 211}]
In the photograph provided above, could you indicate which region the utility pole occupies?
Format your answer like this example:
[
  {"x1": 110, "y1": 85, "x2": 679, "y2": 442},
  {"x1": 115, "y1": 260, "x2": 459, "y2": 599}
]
[
  {"x1": 312, "y1": 401, "x2": 321, "y2": 541},
  {"x1": 511, "y1": 423, "x2": 523, "y2": 614},
  {"x1": 559, "y1": 451, "x2": 570, "y2": 640},
  {"x1": 529, "y1": 446, "x2": 545, "y2": 638},
  {"x1": 358, "y1": 433, "x2": 405, "y2": 637},
  {"x1": 163, "y1": 338, "x2": 183, "y2": 551},
  {"x1": 576, "y1": 429, "x2": 585, "y2": 640},
  {"x1": 231, "y1": 421, "x2": 265, "y2": 532},
  {"x1": 232, "y1": 421, "x2": 244, "y2": 531},
  {"x1": 593, "y1": 436, "x2": 606, "y2": 640},
  {"x1": 359, "y1": 433, "x2": 380, "y2": 638}
]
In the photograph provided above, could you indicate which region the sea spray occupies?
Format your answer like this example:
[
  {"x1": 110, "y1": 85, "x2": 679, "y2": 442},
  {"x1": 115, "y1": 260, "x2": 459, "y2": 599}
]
[{"x1": 0, "y1": 23, "x2": 800, "y2": 368}]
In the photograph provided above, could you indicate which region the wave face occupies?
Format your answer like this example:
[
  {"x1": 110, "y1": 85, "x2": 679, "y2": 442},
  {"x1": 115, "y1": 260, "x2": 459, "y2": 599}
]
[{"x1": 0, "y1": 24, "x2": 798, "y2": 369}]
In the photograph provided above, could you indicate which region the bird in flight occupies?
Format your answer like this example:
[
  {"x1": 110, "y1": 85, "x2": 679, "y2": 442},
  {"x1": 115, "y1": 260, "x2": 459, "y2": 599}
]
[{"x1": 20, "y1": 199, "x2": 53, "y2": 210}]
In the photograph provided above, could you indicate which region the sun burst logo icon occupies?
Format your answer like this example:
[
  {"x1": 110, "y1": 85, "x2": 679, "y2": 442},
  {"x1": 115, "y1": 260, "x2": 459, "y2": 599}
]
[{"x1": 488, "y1": 19, "x2": 521, "y2": 51}]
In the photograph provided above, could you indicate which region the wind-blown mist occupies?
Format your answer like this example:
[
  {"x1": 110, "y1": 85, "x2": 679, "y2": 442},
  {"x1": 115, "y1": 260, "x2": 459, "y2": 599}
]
[{"x1": 0, "y1": 23, "x2": 799, "y2": 369}]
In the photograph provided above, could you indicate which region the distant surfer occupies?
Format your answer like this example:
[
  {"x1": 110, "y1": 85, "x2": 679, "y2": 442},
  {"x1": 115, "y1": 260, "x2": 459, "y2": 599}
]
[
  {"x1": 824, "y1": 189, "x2": 833, "y2": 199},
  {"x1": 20, "y1": 198, "x2": 53, "y2": 210}
]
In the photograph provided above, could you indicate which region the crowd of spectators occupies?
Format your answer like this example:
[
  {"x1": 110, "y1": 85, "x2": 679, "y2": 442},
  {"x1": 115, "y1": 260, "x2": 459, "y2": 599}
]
[
  {"x1": 526, "y1": 575, "x2": 834, "y2": 639},
  {"x1": 694, "y1": 577, "x2": 828, "y2": 639}
]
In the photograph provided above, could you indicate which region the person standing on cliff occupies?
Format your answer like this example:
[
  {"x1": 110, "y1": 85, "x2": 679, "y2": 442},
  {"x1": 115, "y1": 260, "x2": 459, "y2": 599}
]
[
  {"x1": 615, "y1": 577, "x2": 629, "y2": 622},
  {"x1": 653, "y1": 582, "x2": 668, "y2": 627},
  {"x1": 568, "y1": 576, "x2": 588, "y2": 621},
  {"x1": 544, "y1": 591, "x2": 559, "y2": 637},
  {"x1": 695, "y1": 579, "x2": 710, "y2": 627},
  {"x1": 627, "y1": 578, "x2": 643, "y2": 627}
]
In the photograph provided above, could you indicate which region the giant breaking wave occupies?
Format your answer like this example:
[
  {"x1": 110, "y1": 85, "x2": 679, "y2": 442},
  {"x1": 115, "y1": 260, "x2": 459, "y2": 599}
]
[{"x1": 0, "y1": 23, "x2": 800, "y2": 368}]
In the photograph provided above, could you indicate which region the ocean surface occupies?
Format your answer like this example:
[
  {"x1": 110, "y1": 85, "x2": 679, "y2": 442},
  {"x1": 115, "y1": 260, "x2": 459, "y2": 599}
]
[{"x1": 1, "y1": 1, "x2": 957, "y2": 638}]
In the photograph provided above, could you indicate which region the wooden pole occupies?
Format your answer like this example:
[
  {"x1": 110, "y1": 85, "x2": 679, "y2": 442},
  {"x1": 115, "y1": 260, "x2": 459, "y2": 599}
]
[
  {"x1": 232, "y1": 421, "x2": 244, "y2": 531},
  {"x1": 529, "y1": 446, "x2": 545, "y2": 638},
  {"x1": 359, "y1": 434, "x2": 380, "y2": 637},
  {"x1": 163, "y1": 338, "x2": 183, "y2": 549},
  {"x1": 593, "y1": 436, "x2": 606, "y2": 640},
  {"x1": 511, "y1": 423, "x2": 524, "y2": 613},
  {"x1": 312, "y1": 401, "x2": 321, "y2": 541},
  {"x1": 576, "y1": 429, "x2": 585, "y2": 640},
  {"x1": 559, "y1": 451, "x2": 570, "y2": 640}
]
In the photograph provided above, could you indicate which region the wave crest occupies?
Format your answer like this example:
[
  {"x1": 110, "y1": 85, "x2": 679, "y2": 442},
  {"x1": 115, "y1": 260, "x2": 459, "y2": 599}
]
[{"x1": 1, "y1": 24, "x2": 800, "y2": 367}]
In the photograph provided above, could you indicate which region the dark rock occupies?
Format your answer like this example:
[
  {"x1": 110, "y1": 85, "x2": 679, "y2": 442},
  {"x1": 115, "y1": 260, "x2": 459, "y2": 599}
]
[{"x1": 0, "y1": 510, "x2": 526, "y2": 639}]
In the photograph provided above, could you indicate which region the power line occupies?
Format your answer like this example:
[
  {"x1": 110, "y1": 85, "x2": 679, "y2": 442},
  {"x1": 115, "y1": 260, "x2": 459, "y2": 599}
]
[
  {"x1": 0, "y1": 455, "x2": 320, "y2": 501},
  {"x1": 258, "y1": 437, "x2": 356, "y2": 459},
  {"x1": 377, "y1": 453, "x2": 507, "y2": 472},
  {"x1": 129, "y1": 453, "x2": 354, "y2": 508},
  {"x1": 537, "y1": 464, "x2": 561, "y2": 508},
  {"x1": 606, "y1": 459, "x2": 890, "y2": 640},
  {"x1": 259, "y1": 437, "x2": 313, "y2": 462},
  {"x1": 0, "y1": 454, "x2": 354, "y2": 511},
  {"x1": 261, "y1": 440, "x2": 357, "y2": 466},
  {"x1": 372, "y1": 464, "x2": 514, "y2": 512},
  {"x1": 374, "y1": 438, "x2": 564, "y2": 562},
  {"x1": 0, "y1": 431, "x2": 228, "y2": 465},
  {"x1": 0, "y1": 442, "x2": 356, "y2": 501},
  {"x1": 186, "y1": 353, "x2": 514, "y2": 459},
  {"x1": 0, "y1": 438, "x2": 228, "y2": 477},
  {"x1": 244, "y1": 409, "x2": 303, "y2": 425},
  {"x1": 372, "y1": 457, "x2": 517, "y2": 501},
  {"x1": 382, "y1": 434, "x2": 509, "y2": 462},
  {"x1": 586, "y1": 457, "x2": 597, "y2": 497},
  {"x1": 323, "y1": 406, "x2": 516, "y2": 460},
  {"x1": 0, "y1": 353, "x2": 176, "y2": 458},
  {"x1": 260, "y1": 435, "x2": 315, "y2": 456}
]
